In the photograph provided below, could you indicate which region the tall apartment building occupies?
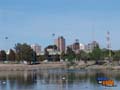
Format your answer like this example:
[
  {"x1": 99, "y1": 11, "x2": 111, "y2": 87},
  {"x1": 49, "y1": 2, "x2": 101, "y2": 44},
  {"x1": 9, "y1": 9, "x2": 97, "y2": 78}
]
[
  {"x1": 55, "y1": 36, "x2": 66, "y2": 53},
  {"x1": 31, "y1": 44, "x2": 41, "y2": 55}
]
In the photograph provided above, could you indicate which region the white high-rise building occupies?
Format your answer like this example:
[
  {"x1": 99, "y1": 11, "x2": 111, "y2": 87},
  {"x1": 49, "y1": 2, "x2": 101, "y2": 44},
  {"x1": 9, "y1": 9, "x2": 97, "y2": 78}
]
[{"x1": 80, "y1": 43, "x2": 85, "y2": 50}]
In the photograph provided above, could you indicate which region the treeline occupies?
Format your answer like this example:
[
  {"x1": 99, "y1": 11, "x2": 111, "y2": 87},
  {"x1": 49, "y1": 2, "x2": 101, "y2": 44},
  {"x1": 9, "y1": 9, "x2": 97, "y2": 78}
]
[
  {"x1": 0, "y1": 43, "x2": 120, "y2": 63},
  {"x1": 61, "y1": 46, "x2": 120, "y2": 62},
  {"x1": 0, "y1": 43, "x2": 37, "y2": 64}
]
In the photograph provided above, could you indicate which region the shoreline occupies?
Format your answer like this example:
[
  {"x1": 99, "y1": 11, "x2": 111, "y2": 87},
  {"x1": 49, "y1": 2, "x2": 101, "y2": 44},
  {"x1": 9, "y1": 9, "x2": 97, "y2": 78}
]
[
  {"x1": 0, "y1": 63, "x2": 66, "y2": 71},
  {"x1": 0, "y1": 62, "x2": 120, "y2": 71}
]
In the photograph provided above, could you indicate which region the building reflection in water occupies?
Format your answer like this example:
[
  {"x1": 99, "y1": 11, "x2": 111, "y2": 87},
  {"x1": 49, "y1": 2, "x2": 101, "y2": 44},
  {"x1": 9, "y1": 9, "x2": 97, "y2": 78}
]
[{"x1": 0, "y1": 69, "x2": 120, "y2": 90}]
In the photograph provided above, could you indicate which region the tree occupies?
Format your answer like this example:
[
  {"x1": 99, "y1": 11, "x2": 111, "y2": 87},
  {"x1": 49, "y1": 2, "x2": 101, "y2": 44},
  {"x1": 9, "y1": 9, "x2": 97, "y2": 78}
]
[
  {"x1": 8, "y1": 49, "x2": 15, "y2": 61},
  {"x1": 44, "y1": 48, "x2": 49, "y2": 60},
  {"x1": 14, "y1": 43, "x2": 35, "y2": 63},
  {"x1": 14, "y1": 43, "x2": 22, "y2": 61},
  {"x1": 101, "y1": 49, "x2": 114, "y2": 60},
  {"x1": 32, "y1": 51, "x2": 37, "y2": 63},
  {"x1": 66, "y1": 47, "x2": 76, "y2": 62},
  {"x1": 89, "y1": 46, "x2": 102, "y2": 60},
  {"x1": 79, "y1": 50, "x2": 90, "y2": 60},
  {"x1": 37, "y1": 55, "x2": 45, "y2": 61},
  {"x1": 113, "y1": 50, "x2": 120, "y2": 60},
  {"x1": 60, "y1": 51, "x2": 66, "y2": 60},
  {"x1": 0, "y1": 50, "x2": 7, "y2": 61}
]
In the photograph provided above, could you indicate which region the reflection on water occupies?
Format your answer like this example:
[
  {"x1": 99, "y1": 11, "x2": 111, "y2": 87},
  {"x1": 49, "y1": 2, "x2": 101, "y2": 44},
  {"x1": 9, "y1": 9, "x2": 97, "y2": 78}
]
[{"x1": 0, "y1": 69, "x2": 120, "y2": 90}]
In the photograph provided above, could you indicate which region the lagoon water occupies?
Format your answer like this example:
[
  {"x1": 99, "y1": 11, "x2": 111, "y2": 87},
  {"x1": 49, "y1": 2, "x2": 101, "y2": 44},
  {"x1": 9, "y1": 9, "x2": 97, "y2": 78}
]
[{"x1": 0, "y1": 69, "x2": 120, "y2": 90}]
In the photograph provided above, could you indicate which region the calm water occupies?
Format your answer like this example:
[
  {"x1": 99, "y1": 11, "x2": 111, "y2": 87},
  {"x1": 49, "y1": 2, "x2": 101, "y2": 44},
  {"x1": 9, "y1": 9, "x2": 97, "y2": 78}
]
[{"x1": 0, "y1": 69, "x2": 120, "y2": 90}]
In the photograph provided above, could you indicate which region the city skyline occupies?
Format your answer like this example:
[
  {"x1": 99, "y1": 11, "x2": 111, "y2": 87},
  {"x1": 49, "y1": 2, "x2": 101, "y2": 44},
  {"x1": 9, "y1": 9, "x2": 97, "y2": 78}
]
[
  {"x1": 0, "y1": 0, "x2": 120, "y2": 50},
  {"x1": 0, "y1": 35, "x2": 109, "y2": 52}
]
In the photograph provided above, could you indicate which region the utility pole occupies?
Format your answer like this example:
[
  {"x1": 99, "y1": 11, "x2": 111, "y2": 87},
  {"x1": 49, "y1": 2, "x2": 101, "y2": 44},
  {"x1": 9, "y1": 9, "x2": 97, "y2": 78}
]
[
  {"x1": 106, "y1": 31, "x2": 111, "y2": 62},
  {"x1": 52, "y1": 33, "x2": 55, "y2": 62},
  {"x1": 5, "y1": 37, "x2": 8, "y2": 61}
]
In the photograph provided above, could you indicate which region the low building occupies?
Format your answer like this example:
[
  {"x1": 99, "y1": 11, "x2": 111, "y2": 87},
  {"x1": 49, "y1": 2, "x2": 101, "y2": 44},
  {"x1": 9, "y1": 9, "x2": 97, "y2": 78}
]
[
  {"x1": 67, "y1": 39, "x2": 80, "y2": 54},
  {"x1": 44, "y1": 45, "x2": 61, "y2": 61}
]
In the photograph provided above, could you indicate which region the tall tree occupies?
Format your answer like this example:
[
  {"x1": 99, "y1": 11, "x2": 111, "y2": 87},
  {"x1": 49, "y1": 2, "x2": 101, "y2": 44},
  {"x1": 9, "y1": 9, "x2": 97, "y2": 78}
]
[
  {"x1": 44, "y1": 48, "x2": 49, "y2": 60},
  {"x1": 60, "y1": 51, "x2": 66, "y2": 60},
  {"x1": 14, "y1": 43, "x2": 35, "y2": 63},
  {"x1": 14, "y1": 43, "x2": 22, "y2": 61},
  {"x1": 0, "y1": 50, "x2": 7, "y2": 61},
  {"x1": 66, "y1": 47, "x2": 76, "y2": 62},
  {"x1": 90, "y1": 46, "x2": 102, "y2": 60},
  {"x1": 8, "y1": 49, "x2": 16, "y2": 61}
]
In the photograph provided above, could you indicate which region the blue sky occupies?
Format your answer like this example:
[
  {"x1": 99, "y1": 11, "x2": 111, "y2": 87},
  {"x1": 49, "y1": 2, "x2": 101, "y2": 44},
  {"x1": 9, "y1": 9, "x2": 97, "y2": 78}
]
[{"x1": 0, "y1": 0, "x2": 120, "y2": 50}]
